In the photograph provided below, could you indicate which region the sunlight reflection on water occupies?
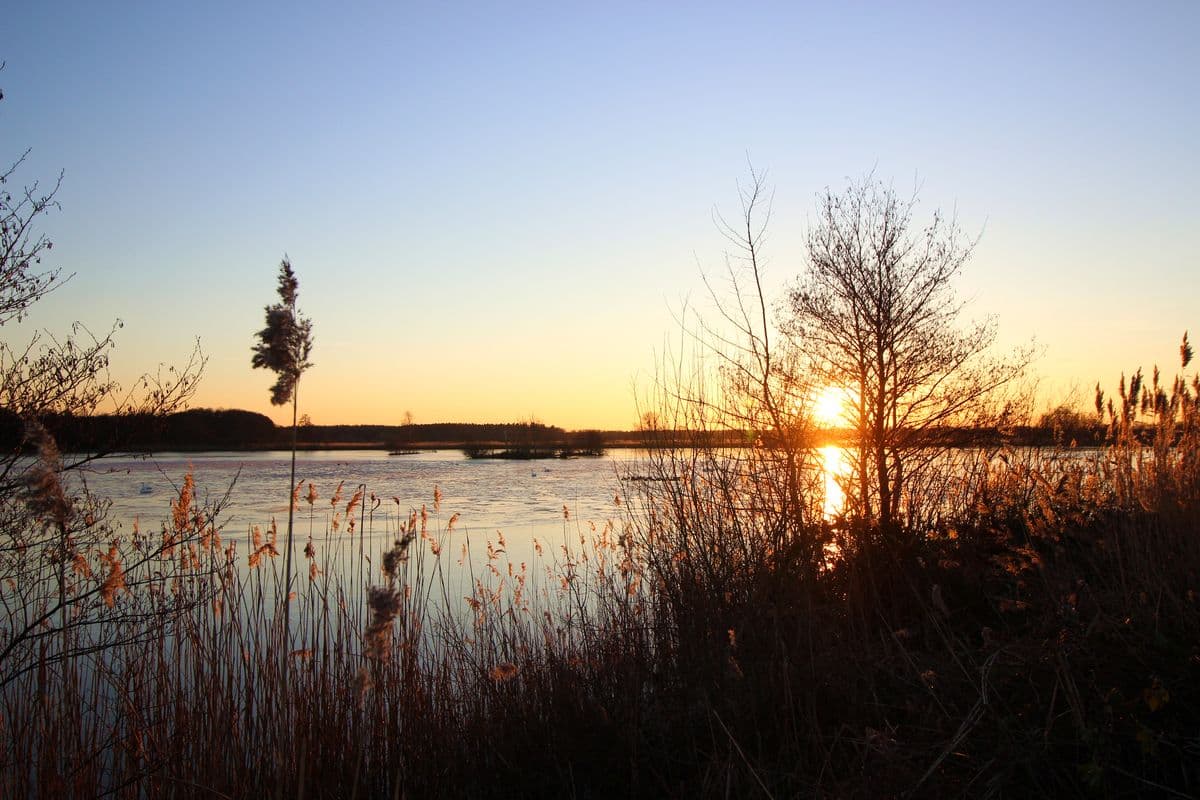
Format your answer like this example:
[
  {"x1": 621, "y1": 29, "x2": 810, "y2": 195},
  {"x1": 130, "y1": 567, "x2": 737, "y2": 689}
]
[
  {"x1": 72, "y1": 446, "x2": 863, "y2": 538},
  {"x1": 820, "y1": 445, "x2": 849, "y2": 519},
  {"x1": 64, "y1": 446, "x2": 868, "y2": 604}
]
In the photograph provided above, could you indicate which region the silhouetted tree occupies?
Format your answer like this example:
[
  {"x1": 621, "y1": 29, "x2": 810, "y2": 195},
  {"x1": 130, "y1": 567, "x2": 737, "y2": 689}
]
[
  {"x1": 1038, "y1": 404, "x2": 1100, "y2": 445},
  {"x1": 0, "y1": 70, "x2": 207, "y2": 692},
  {"x1": 785, "y1": 176, "x2": 1030, "y2": 534},
  {"x1": 633, "y1": 167, "x2": 828, "y2": 621},
  {"x1": 251, "y1": 256, "x2": 313, "y2": 662}
]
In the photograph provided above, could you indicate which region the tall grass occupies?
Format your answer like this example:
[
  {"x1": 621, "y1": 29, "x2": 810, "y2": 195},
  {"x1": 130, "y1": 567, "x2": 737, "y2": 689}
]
[{"x1": 2, "y1": 344, "x2": 1199, "y2": 797}]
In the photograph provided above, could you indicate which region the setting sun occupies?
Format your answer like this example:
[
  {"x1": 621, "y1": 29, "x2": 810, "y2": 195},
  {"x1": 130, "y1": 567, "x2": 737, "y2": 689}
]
[{"x1": 812, "y1": 385, "x2": 848, "y2": 428}]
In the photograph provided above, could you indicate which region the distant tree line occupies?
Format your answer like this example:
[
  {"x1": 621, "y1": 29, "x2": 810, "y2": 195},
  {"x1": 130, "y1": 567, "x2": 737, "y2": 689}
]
[
  {"x1": 0, "y1": 410, "x2": 621, "y2": 452},
  {"x1": 0, "y1": 408, "x2": 276, "y2": 452},
  {"x1": 307, "y1": 420, "x2": 567, "y2": 448},
  {"x1": 0, "y1": 405, "x2": 1124, "y2": 454}
]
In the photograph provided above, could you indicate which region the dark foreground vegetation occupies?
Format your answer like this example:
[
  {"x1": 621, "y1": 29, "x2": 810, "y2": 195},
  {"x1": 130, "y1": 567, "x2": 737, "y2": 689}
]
[{"x1": 3, "y1": 356, "x2": 1198, "y2": 798}]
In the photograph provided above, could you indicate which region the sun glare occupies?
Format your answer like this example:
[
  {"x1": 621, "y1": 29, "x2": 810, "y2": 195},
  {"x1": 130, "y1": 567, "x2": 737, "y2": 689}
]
[
  {"x1": 820, "y1": 444, "x2": 849, "y2": 519},
  {"x1": 813, "y1": 385, "x2": 847, "y2": 428}
]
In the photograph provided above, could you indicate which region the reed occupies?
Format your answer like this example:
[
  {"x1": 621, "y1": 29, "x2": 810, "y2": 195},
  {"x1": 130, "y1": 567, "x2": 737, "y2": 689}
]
[{"x1": 2, "y1": 341, "x2": 1198, "y2": 798}]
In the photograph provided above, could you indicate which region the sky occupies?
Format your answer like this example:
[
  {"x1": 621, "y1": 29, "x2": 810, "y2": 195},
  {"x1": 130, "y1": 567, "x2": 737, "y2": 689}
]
[{"x1": 2, "y1": 1, "x2": 1196, "y2": 430}]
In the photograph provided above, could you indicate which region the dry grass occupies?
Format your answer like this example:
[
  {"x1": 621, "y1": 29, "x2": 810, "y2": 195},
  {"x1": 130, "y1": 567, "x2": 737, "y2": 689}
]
[{"x1": 2, "y1": 346, "x2": 1199, "y2": 798}]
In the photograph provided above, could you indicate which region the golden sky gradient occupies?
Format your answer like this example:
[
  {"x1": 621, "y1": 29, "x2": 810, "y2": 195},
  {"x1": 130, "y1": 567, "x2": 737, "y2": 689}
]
[{"x1": 4, "y1": 3, "x2": 1195, "y2": 430}]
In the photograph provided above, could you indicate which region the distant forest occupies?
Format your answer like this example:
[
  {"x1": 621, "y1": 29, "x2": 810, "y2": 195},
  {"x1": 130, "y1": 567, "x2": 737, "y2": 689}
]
[
  {"x1": 0, "y1": 406, "x2": 1114, "y2": 454},
  {"x1": 0, "y1": 408, "x2": 635, "y2": 453}
]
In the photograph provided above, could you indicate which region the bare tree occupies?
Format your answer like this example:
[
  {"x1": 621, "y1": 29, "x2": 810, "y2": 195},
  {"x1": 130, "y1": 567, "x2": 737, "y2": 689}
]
[
  {"x1": 631, "y1": 168, "x2": 826, "y2": 642},
  {"x1": 0, "y1": 73, "x2": 210, "y2": 691},
  {"x1": 700, "y1": 169, "x2": 818, "y2": 535},
  {"x1": 0, "y1": 153, "x2": 61, "y2": 325},
  {"x1": 785, "y1": 176, "x2": 1030, "y2": 535}
]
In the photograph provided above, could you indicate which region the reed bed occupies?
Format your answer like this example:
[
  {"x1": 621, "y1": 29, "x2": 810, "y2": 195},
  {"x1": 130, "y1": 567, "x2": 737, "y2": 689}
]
[{"x1": 3, "y1": 360, "x2": 1199, "y2": 797}]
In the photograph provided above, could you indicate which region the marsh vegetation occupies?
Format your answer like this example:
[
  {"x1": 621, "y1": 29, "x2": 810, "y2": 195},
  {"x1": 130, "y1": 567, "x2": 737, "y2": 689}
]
[
  {"x1": 4, "y1": 346, "x2": 1198, "y2": 798},
  {"x1": 2, "y1": 114, "x2": 1197, "y2": 796}
]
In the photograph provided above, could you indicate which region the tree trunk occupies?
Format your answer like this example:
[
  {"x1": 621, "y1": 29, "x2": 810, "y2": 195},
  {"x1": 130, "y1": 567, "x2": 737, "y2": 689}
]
[{"x1": 875, "y1": 348, "x2": 893, "y2": 533}]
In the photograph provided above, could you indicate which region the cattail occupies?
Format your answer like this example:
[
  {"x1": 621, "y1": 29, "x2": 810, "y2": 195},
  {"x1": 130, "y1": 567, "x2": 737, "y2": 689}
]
[
  {"x1": 346, "y1": 485, "x2": 364, "y2": 517},
  {"x1": 363, "y1": 586, "x2": 402, "y2": 661},
  {"x1": 98, "y1": 545, "x2": 127, "y2": 607},
  {"x1": 172, "y1": 472, "x2": 195, "y2": 533},
  {"x1": 354, "y1": 667, "x2": 374, "y2": 700},
  {"x1": 251, "y1": 257, "x2": 313, "y2": 404},
  {"x1": 161, "y1": 523, "x2": 177, "y2": 559},
  {"x1": 488, "y1": 662, "x2": 519, "y2": 683},
  {"x1": 381, "y1": 533, "x2": 414, "y2": 582},
  {"x1": 71, "y1": 551, "x2": 92, "y2": 579},
  {"x1": 247, "y1": 535, "x2": 279, "y2": 568},
  {"x1": 23, "y1": 421, "x2": 71, "y2": 530}
]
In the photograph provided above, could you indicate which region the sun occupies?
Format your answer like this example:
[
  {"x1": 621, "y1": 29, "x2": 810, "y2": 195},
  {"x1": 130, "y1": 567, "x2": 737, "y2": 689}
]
[{"x1": 812, "y1": 385, "x2": 847, "y2": 428}]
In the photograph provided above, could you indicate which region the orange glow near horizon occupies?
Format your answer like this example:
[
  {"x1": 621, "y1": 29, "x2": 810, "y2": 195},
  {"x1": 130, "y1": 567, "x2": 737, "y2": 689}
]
[
  {"x1": 188, "y1": 368, "x2": 648, "y2": 432},
  {"x1": 812, "y1": 385, "x2": 849, "y2": 429}
]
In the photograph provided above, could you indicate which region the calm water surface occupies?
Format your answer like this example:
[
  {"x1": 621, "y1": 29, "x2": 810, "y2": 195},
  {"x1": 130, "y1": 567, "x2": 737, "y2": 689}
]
[
  {"x1": 80, "y1": 445, "x2": 1050, "y2": 541},
  {"x1": 78, "y1": 449, "x2": 639, "y2": 544}
]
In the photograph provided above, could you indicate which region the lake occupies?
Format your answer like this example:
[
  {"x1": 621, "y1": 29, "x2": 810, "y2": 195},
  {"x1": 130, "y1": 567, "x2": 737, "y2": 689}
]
[
  {"x1": 74, "y1": 444, "x2": 1084, "y2": 550},
  {"x1": 76, "y1": 448, "x2": 640, "y2": 556}
]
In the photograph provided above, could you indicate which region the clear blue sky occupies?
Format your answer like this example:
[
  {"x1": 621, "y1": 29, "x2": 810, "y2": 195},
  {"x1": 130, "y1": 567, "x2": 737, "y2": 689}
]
[{"x1": 3, "y1": 1, "x2": 1196, "y2": 428}]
